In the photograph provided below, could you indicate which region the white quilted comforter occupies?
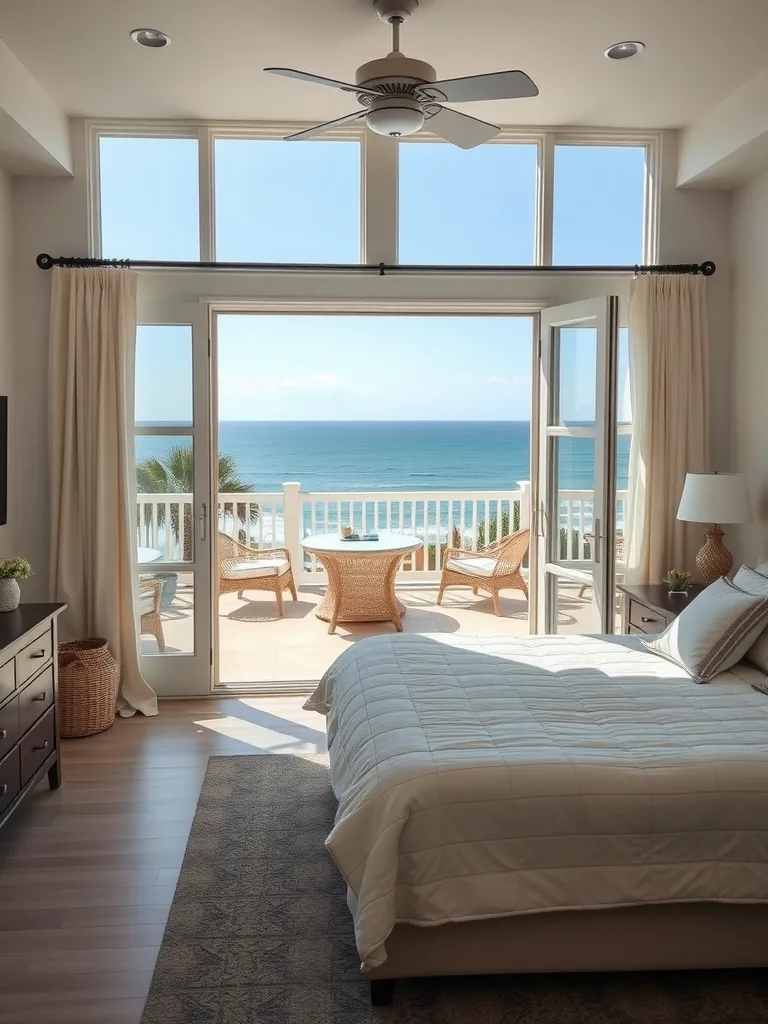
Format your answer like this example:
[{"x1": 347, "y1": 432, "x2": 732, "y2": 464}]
[{"x1": 304, "y1": 632, "x2": 768, "y2": 969}]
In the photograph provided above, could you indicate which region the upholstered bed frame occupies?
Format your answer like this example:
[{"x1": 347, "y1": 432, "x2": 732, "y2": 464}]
[{"x1": 366, "y1": 903, "x2": 768, "y2": 1005}]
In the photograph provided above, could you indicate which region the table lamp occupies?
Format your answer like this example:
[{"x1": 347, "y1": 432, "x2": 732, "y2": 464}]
[{"x1": 676, "y1": 472, "x2": 752, "y2": 585}]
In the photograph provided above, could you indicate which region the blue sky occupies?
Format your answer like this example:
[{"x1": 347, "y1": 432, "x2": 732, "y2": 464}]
[{"x1": 104, "y1": 136, "x2": 643, "y2": 421}]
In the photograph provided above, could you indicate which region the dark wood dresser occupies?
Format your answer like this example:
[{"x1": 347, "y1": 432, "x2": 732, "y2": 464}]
[
  {"x1": 0, "y1": 603, "x2": 66, "y2": 830},
  {"x1": 618, "y1": 583, "x2": 704, "y2": 636}
]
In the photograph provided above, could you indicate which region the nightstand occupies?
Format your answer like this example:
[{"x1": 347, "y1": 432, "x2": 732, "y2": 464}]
[{"x1": 618, "y1": 583, "x2": 704, "y2": 636}]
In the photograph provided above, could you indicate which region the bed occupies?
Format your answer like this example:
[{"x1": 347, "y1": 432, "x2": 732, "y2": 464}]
[{"x1": 304, "y1": 631, "x2": 768, "y2": 1004}]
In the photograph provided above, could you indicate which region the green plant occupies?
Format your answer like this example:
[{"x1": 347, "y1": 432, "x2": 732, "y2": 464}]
[
  {"x1": 136, "y1": 445, "x2": 258, "y2": 556},
  {"x1": 664, "y1": 569, "x2": 691, "y2": 588},
  {"x1": 475, "y1": 505, "x2": 521, "y2": 549},
  {"x1": 0, "y1": 556, "x2": 32, "y2": 579}
]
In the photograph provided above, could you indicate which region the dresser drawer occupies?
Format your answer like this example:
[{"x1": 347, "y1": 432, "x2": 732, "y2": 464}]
[
  {"x1": 16, "y1": 625, "x2": 53, "y2": 687},
  {"x1": 0, "y1": 747, "x2": 21, "y2": 815},
  {"x1": 0, "y1": 695, "x2": 18, "y2": 760},
  {"x1": 627, "y1": 599, "x2": 668, "y2": 634},
  {"x1": 20, "y1": 707, "x2": 55, "y2": 784},
  {"x1": 17, "y1": 665, "x2": 53, "y2": 735},
  {"x1": 0, "y1": 658, "x2": 14, "y2": 702}
]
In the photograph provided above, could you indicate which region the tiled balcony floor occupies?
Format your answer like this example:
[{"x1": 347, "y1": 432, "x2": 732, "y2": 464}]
[{"x1": 143, "y1": 579, "x2": 604, "y2": 687}]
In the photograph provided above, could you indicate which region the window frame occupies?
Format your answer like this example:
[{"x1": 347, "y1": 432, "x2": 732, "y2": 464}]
[{"x1": 87, "y1": 120, "x2": 660, "y2": 267}]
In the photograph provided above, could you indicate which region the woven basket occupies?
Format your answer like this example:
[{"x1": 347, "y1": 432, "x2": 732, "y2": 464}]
[{"x1": 58, "y1": 638, "x2": 118, "y2": 738}]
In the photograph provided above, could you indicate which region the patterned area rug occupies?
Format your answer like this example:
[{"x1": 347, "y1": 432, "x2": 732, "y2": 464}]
[{"x1": 141, "y1": 754, "x2": 768, "y2": 1024}]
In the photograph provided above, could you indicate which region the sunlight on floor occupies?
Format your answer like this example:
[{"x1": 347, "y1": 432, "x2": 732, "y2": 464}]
[{"x1": 193, "y1": 696, "x2": 328, "y2": 752}]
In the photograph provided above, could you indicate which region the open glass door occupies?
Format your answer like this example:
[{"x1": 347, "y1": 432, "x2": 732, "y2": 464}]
[
  {"x1": 134, "y1": 304, "x2": 213, "y2": 695},
  {"x1": 534, "y1": 297, "x2": 619, "y2": 635}
]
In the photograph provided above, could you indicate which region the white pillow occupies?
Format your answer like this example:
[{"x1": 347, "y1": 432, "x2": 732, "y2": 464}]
[
  {"x1": 733, "y1": 564, "x2": 768, "y2": 673},
  {"x1": 643, "y1": 576, "x2": 768, "y2": 682}
]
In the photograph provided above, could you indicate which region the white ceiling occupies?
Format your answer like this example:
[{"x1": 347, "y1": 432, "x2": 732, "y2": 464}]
[{"x1": 0, "y1": 0, "x2": 767, "y2": 128}]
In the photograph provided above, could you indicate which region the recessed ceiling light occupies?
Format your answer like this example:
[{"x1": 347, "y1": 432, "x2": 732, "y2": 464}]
[
  {"x1": 130, "y1": 28, "x2": 171, "y2": 48},
  {"x1": 604, "y1": 40, "x2": 645, "y2": 60}
]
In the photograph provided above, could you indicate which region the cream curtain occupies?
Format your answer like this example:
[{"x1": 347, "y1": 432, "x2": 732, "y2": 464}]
[
  {"x1": 625, "y1": 274, "x2": 710, "y2": 584},
  {"x1": 49, "y1": 267, "x2": 158, "y2": 717}
]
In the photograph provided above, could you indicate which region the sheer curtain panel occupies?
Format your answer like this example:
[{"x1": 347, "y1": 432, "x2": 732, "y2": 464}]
[
  {"x1": 49, "y1": 267, "x2": 158, "y2": 717},
  {"x1": 625, "y1": 274, "x2": 711, "y2": 584}
]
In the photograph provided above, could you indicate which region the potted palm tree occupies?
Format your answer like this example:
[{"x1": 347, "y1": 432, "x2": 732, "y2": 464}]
[{"x1": 136, "y1": 445, "x2": 258, "y2": 607}]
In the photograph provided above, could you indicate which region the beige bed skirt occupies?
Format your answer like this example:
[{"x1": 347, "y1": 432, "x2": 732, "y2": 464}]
[{"x1": 367, "y1": 903, "x2": 768, "y2": 980}]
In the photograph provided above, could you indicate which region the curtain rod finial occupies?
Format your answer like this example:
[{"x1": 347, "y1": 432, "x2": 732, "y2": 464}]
[
  {"x1": 36, "y1": 253, "x2": 54, "y2": 270},
  {"x1": 700, "y1": 261, "x2": 716, "y2": 277}
]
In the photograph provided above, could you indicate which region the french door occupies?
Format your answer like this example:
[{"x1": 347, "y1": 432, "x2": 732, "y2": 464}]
[
  {"x1": 134, "y1": 303, "x2": 213, "y2": 695},
  {"x1": 534, "y1": 297, "x2": 619, "y2": 635}
]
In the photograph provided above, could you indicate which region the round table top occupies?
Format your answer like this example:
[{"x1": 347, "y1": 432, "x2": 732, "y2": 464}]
[
  {"x1": 300, "y1": 531, "x2": 422, "y2": 555},
  {"x1": 137, "y1": 547, "x2": 163, "y2": 564}
]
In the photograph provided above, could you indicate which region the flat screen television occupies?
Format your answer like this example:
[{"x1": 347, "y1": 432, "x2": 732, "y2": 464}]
[{"x1": 0, "y1": 397, "x2": 6, "y2": 526}]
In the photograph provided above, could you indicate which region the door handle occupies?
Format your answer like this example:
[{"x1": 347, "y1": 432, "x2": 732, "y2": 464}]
[
  {"x1": 593, "y1": 518, "x2": 602, "y2": 564},
  {"x1": 198, "y1": 502, "x2": 207, "y2": 542}
]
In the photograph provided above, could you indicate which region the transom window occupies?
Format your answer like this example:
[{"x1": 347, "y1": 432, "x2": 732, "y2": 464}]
[
  {"x1": 92, "y1": 127, "x2": 656, "y2": 265},
  {"x1": 214, "y1": 138, "x2": 361, "y2": 263},
  {"x1": 398, "y1": 141, "x2": 538, "y2": 265}
]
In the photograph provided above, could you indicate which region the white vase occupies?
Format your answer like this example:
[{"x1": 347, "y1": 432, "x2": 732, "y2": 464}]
[{"x1": 0, "y1": 578, "x2": 20, "y2": 612}]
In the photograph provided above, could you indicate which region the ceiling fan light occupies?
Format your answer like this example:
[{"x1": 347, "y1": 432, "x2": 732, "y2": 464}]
[{"x1": 367, "y1": 99, "x2": 425, "y2": 138}]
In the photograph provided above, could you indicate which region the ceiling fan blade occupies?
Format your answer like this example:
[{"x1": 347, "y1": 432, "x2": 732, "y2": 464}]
[
  {"x1": 264, "y1": 67, "x2": 381, "y2": 98},
  {"x1": 284, "y1": 110, "x2": 368, "y2": 142},
  {"x1": 421, "y1": 70, "x2": 538, "y2": 104},
  {"x1": 424, "y1": 106, "x2": 500, "y2": 149}
]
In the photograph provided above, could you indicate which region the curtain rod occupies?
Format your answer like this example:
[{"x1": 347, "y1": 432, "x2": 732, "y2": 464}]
[{"x1": 35, "y1": 254, "x2": 717, "y2": 277}]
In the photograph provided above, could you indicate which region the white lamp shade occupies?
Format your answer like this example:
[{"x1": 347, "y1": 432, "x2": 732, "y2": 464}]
[{"x1": 677, "y1": 472, "x2": 753, "y2": 525}]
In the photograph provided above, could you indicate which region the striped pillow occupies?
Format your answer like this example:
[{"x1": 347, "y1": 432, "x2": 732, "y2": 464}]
[
  {"x1": 733, "y1": 564, "x2": 768, "y2": 674},
  {"x1": 643, "y1": 576, "x2": 768, "y2": 683}
]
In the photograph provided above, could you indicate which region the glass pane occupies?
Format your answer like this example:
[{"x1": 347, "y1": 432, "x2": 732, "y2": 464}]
[
  {"x1": 99, "y1": 137, "x2": 200, "y2": 260},
  {"x1": 398, "y1": 143, "x2": 537, "y2": 264},
  {"x1": 136, "y1": 435, "x2": 194, "y2": 563},
  {"x1": 555, "y1": 326, "x2": 597, "y2": 425},
  {"x1": 214, "y1": 139, "x2": 361, "y2": 262},
  {"x1": 617, "y1": 326, "x2": 631, "y2": 425},
  {"x1": 555, "y1": 436, "x2": 595, "y2": 561},
  {"x1": 138, "y1": 571, "x2": 195, "y2": 655},
  {"x1": 616, "y1": 326, "x2": 631, "y2": 631},
  {"x1": 548, "y1": 573, "x2": 601, "y2": 634},
  {"x1": 136, "y1": 325, "x2": 193, "y2": 426},
  {"x1": 553, "y1": 145, "x2": 646, "y2": 264}
]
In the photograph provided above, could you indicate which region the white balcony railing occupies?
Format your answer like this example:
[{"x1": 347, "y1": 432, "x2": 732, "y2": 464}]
[{"x1": 137, "y1": 482, "x2": 627, "y2": 582}]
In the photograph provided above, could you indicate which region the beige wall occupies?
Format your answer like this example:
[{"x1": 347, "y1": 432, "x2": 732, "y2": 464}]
[
  {"x1": 0, "y1": 166, "x2": 13, "y2": 556},
  {"x1": 9, "y1": 125, "x2": 734, "y2": 599},
  {"x1": 11, "y1": 120, "x2": 88, "y2": 597},
  {"x1": 730, "y1": 169, "x2": 768, "y2": 565}
]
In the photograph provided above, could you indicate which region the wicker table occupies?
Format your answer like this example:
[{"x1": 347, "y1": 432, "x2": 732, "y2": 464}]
[{"x1": 301, "y1": 532, "x2": 422, "y2": 634}]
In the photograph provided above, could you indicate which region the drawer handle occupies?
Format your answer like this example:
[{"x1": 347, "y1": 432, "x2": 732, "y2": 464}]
[
  {"x1": 29, "y1": 650, "x2": 47, "y2": 659},
  {"x1": 31, "y1": 692, "x2": 47, "y2": 702},
  {"x1": 640, "y1": 616, "x2": 657, "y2": 623},
  {"x1": 32, "y1": 740, "x2": 49, "y2": 752},
  {"x1": 0, "y1": 784, "x2": 6, "y2": 796},
  {"x1": 0, "y1": 729, "x2": 5, "y2": 740}
]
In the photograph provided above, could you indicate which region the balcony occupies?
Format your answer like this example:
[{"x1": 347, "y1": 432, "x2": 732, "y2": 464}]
[{"x1": 138, "y1": 483, "x2": 625, "y2": 684}]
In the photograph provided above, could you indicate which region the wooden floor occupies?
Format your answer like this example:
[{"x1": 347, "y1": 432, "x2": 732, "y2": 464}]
[{"x1": 0, "y1": 697, "x2": 328, "y2": 1024}]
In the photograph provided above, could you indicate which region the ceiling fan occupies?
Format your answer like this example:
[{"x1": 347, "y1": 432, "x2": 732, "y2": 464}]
[{"x1": 264, "y1": 0, "x2": 538, "y2": 150}]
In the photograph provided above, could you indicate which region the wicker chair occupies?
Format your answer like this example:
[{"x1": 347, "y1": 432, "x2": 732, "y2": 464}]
[
  {"x1": 139, "y1": 579, "x2": 165, "y2": 652},
  {"x1": 437, "y1": 528, "x2": 530, "y2": 616},
  {"x1": 218, "y1": 532, "x2": 297, "y2": 616}
]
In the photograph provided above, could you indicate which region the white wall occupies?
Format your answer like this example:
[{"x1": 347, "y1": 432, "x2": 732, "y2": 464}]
[
  {"x1": 10, "y1": 125, "x2": 734, "y2": 599},
  {"x1": 11, "y1": 120, "x2": 88, "y2": 597},
  {"x1": 657, "y1": 132, "x2": 733, "y2": 472},
  {"x1": 730, "y1": 169, "x2": 768, "y2": 565},
  {"x1": 0, "y1": 166, "x2": 13, "y2": 556}
]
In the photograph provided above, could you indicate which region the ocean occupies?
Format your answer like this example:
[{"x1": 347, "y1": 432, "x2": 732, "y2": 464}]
[
  {"x1": 137, "y1": 420, "x2": 630, "y2": 493},
  {"x1": 136, "y1": 422, "x2": 628, "y2": 547}
]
